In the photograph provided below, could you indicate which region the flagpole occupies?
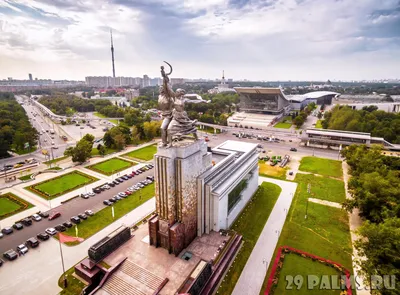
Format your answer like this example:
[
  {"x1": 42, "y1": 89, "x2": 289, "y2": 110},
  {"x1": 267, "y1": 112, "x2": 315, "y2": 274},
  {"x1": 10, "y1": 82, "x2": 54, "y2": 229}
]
[{"x1": 58, "y1": 234, "x2": 68, "y2": 288}]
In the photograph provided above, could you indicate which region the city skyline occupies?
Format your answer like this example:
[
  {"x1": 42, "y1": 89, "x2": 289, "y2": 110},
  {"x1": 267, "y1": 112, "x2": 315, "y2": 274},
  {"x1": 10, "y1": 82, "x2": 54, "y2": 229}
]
[{"x1": 0, "y1": 0, "x2": 399, "y2": 81}]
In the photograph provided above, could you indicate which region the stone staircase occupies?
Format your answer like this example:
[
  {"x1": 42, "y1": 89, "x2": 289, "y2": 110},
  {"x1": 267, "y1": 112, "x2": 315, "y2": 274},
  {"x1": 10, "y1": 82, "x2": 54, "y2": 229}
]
[
  {"x1": 119, "y1": 260, "x2": 164, "y2": 291},
  {"x1": 102, "y1": 275, "x2": 146, "y2": 295}
]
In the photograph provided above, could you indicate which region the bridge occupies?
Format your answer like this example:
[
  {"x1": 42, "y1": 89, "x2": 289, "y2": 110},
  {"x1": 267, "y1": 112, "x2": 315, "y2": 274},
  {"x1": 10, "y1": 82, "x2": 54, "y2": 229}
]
[{"x1": 29, "y1": 97, "x2": 124, "y2": 121}]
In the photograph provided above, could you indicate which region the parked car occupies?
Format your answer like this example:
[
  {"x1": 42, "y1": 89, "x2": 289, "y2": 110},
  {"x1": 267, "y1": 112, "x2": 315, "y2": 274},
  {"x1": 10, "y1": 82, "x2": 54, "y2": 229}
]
[
  {"x1": 78, "y1": 213, "x2": 87, "y2": 220},
  {"x1": 48, "y1": 212, "x2": 61, "y2": 220},
  {"x1": 88, "y1": 192, "x2": 96, "y2": 197},
  {"x1": 147, "y1": 176, "x2": 155, "y2": 181},
  {"x1": 21, "y1": 218, "x2": 32, "y2": 226},
  {"x1": 84, "y1": 210, "x2": 94, "y2": 216},
  {"x1": 13, "y1": 223, "x2": 24, "y2": 230},
  {"x1": 112, "y1": 180, "x2": 119, "y2": 185},
  {"x1": 109, "y1": 197, "x2": 117, "y2": 203},
  {"x1": 37, "y1": 232, "x2": 50, "y2": 241},
  {"x1": 38, "y1": 211, "x2": 49, "y2": 218},
  {"x1": 93, "y1": 188, "x2": 101, "y2": 194},
  {"x1": 81, "y1": 193, "x2": 89, "y2": 199},
  {"x1": 45, "y1": 228, "x2": 57, "y2": 235},
  {"x1": 3, "y1": 249, "x2": 18, "y2": 261},
  {"x1": 55, "y1": 224, "x2": 66, "y2": 232},
  {"x1": 103, "y1": 200, "x2": 112, "y2": 206},
  {"x1": 70, "y1": 216, "x2": 81, "y2": 224},
  {"x1": 0, "y1": 258, "x2": 4, "y2": 266},
  {"x1": 32, "y1": 214, "x2": 42, "y2": 221},
  {"x1": 126, "y1": 174, "x2": 133, "y2": 179},
  {"x1": 115, "y1": 196, "x2": 122, "y2": 201},
  {"x1": 290, "y1": 148, "x2": 297, "y2": 152},
  {"x1": 16, "y1": 244, "x2": 29, "y2": 255},
  {"x1": 0, "y1": 233, "x2": 3, "y2": 239},
  {"x1": 108, "y1": 182, "x2": 115, "y2": 187},
  {"x1": 2, "y1": 227, "x2": 13, "y2": 235},
  {"x1": 63, "y1": 221, "x2": 73, "y2": 228},
  {"x1": 26, "y1": 237, "x2": 40, "y2": 248}
]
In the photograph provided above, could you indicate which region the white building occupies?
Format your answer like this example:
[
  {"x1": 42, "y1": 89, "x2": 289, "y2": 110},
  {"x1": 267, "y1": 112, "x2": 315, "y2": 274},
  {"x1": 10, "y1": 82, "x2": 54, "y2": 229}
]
[
  {"x1": 339, "y1": 102, "x2": 400, "y2": 113},
  {"x1": 208, "y1": 71, "x2": 236, "y2": 94},
  {"x1": 197, "y1": 140, "x2": 259, "y2": 234}
]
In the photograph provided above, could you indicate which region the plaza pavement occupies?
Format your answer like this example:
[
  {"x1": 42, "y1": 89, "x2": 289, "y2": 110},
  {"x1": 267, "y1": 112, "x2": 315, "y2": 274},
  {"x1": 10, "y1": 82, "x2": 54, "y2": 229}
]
[
  {"x1": 0, "y1": 197, "x2": 156, "y2": 295},
  {"x1": 231, "y1": 177, "x2": 298, "y2": 295}
]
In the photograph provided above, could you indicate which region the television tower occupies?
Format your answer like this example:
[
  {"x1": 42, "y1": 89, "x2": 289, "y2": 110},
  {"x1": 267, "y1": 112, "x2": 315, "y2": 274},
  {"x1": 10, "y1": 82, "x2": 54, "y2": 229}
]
[{"x1": 110, "y1": 29, "x2": 116, "y2": 78}]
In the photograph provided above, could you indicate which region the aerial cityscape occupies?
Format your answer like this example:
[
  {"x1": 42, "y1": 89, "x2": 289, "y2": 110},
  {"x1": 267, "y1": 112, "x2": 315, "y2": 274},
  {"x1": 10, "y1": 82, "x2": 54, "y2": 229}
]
[{"x1": 0, "y1": 1, "x2": 399, "y2": 295}]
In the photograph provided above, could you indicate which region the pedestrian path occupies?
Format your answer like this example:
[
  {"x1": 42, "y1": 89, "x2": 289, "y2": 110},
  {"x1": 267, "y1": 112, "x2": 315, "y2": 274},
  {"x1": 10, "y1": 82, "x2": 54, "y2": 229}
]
[{"x1": 232, "y1": 177, "x2": 297, "y2": 295}]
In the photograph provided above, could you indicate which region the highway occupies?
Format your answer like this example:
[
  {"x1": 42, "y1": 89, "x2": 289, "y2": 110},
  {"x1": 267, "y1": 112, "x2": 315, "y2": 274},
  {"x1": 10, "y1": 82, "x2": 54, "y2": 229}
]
[{"x1": 0, "y1": 168, "x2": 154, "y2": 258}]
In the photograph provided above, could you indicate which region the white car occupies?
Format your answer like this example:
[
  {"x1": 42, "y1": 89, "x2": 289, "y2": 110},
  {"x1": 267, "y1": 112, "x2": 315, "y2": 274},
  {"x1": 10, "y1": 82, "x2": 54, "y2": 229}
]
[
  {"x1": 45, "y1": 227, "x2": 57, "y2": 235},
  {"x1": 32, "y1": 214, "x2": 42, "y2": 221},
  {"x1": 17, "y1": 244, "x2": 29, "y2": 254},
  {"x1": 0, "y1": 232, "x2": 3, "y2": 239},
  {"x1": 84, "y1": 210, "x2": 94, "y2": 216},
  {"x1": 88, "y1": 192, "x2": 95, "y2": 197}
]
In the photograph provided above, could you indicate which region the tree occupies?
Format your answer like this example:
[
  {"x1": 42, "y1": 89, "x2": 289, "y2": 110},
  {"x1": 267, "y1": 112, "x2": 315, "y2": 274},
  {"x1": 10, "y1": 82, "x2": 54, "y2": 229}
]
[
  {"x1": 317, "y1": 112, "x2": 323, "y2": 119},
  {"x1": 293, "y1": 116, "x2": 305, "y2": 128},
  {"x1": 97, "y1": 144, "x2": 106, "y2": 156},
  {"x1": 82, "y1": 134, "x2": 95, "y2": 144},
  {"x1": 355, "y1": 218, "x2": 400, "y2": 295},
  {"x1": 114, "y1": 134, "x2": 126, "y2": 150},
  {"x1": 63, "y1": 137, "x2": 93, "y2": 163},
  {"x1": 131, "y1": 125, "x2": 141, "y2": 145}
]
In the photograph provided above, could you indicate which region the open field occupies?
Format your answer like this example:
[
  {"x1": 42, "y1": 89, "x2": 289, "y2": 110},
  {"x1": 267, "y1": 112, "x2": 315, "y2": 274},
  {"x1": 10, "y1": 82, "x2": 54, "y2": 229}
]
[
  {"x1": 315, "y1": 120, "x2": 323, "y2": 128},
  {"x1": 93, "y1": 112, "x2": 119, "y2": 125},
  {"x1": 299, "y1": 157, "x2": 343, "y2": 178},
  {"x1": 123, "y1": 144, "x2": 157, "y2": 161},
  {"x1": 258, "y1": 160, "x2": 287, "y2": 180},
  {"x1": 90, "y1": 147, "x2": 117, "y2": 156},
  {"x1": 26, "y1": 171, "x2": 98, "y2": 199},
  {"x1": 259, "y1": 173, "x2": 352, "y2": 294},
  {"x1": 86, "y1": 157, "x2": 136, "y2": 175},
  {"x1": 0, "y1": 193, "x2": 34, "y2": 220},
  {"x1": 216, "y1": 182, "x2": 281, "y2": 295},
  {"x1": 62, "y1": 183, "x2": 154, "y2": 242},
  {"x1": 274, "y1": 122, "x2": 292, "y2": 129}
]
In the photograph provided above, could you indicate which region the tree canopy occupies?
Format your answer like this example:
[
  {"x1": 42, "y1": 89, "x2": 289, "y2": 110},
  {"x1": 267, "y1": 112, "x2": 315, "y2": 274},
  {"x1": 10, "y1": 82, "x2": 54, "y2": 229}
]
[
  {"x1": 322, "y1": 105, "x2": 400, "y2": 144},
  {"x1": 0, "y1": 93, "x2": 38, "y2": 157}
]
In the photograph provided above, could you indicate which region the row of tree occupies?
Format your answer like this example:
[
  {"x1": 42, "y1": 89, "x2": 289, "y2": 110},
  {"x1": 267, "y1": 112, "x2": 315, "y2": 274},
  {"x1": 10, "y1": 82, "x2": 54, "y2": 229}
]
[
  {"x1": 38, "y1": 96, "x2": 112, "y2": 115},
  {"x1": 0, "y1": 93, "x2": 38, "y2": 157},
  {"x1": 322, "y1": 105, "x2": 400, "y2": 143},
  {"x1": 341, "y1": 145, "x2": 400, "y2": 294},
  {"x1": 292, "y1": 102, "x2": 317, "y2": 128}
]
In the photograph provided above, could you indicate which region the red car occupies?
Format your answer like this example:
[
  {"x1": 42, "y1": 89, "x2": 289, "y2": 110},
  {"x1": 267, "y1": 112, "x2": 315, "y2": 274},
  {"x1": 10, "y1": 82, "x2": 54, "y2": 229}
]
[
  {"x1": 48, "y1": 212, "x2": 61, "y2": 220},
  {"x1": 125, "y1": 191, "x2": 132, "y2": 195},
  {"x1": 129, "y1": 172, "x2": 135, "y2": 177}
]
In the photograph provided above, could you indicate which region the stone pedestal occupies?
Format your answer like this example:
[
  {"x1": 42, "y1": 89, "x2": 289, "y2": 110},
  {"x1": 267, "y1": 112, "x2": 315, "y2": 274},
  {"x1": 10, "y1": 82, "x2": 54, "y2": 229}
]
[{"x1": 149, "y1": 139, "x2": 212, "y2": 255}]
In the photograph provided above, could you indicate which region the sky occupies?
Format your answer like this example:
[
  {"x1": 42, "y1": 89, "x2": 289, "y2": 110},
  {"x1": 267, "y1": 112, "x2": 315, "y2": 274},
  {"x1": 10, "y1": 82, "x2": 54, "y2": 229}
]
[{"x1": 0, "y1": 0, "x2": 399, "y2": 81}]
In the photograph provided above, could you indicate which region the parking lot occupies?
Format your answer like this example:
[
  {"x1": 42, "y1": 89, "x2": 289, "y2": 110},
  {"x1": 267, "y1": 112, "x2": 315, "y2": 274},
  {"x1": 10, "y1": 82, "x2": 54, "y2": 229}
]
[{"x1": 0, "y1": 166, "x2": 154, "y2": 261}]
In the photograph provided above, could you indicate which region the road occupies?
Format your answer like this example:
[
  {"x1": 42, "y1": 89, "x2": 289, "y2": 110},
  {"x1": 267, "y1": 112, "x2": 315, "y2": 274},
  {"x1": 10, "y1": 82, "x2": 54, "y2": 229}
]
[{"x1": 0, "y1": 168, "x2": 154, "y2": 257}]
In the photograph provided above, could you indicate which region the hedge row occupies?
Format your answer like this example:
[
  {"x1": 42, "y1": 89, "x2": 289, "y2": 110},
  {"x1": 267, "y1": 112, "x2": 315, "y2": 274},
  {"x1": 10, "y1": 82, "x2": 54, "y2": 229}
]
[
  {"x1": 25, "y1": 171, "x2": 98, "y2": 200},
  {"x1": 0, "y1": 193, "x2": 33, "y2": 220}
]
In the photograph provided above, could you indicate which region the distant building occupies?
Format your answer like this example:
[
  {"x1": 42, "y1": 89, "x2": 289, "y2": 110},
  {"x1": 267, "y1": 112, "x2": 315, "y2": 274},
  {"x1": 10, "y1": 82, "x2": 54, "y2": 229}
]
[
  {"x1": 125, "y1": 89, "x2": 140, "y2": 100},
  {"x1": 286, "y1": 91, "x2": 340, "y2": 110},
  {"x1": 85, "y1": 76, "x2": 137, "y2": 87},
  {"x1": 338, "y1": 102, "x2": 400, "y2": 113},
  {"x1": 28, "y1": 73, "x2": 32, "y2": 81},
  {"x1": 170, "y1": 78, "x2": 186, "y2": 86},
  {"x1": 208, "y1": 71, "x2": 236, "y2": 94},
  {"x1": 150, "y1": 77, "x2": 162, "y2": 86},
  {"x1": 142, "y1": 75, "x2": 150, "y2": 87}
]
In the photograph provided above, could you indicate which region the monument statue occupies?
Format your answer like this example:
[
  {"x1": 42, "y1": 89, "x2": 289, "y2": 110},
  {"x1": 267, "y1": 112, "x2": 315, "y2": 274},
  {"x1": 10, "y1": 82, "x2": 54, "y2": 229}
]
[{"x1": 158, "y1": 61, "x2": 209, "y2": 147}]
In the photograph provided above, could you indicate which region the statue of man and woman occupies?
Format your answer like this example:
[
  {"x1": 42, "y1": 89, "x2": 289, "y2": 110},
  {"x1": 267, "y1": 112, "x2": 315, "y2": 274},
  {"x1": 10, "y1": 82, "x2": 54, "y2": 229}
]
[{"x1": 158, "y1": 62, "x2": 209, "y2": 147}]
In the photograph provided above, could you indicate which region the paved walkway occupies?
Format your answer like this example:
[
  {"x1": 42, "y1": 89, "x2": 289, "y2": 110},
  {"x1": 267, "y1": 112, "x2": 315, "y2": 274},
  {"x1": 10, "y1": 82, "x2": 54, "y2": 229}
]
[
  {"x1": 0, "y1": 197, "x2": 156, "y2": 295},
  {"x1": 308, "y1": 197, "x2": 342, "y2": 208},
  {"x1": 232, "y1": 177, "x2": 297, "y2": 295},
  {"x1": 342, "y1": 162, "x2": 369, "y2": 295}
]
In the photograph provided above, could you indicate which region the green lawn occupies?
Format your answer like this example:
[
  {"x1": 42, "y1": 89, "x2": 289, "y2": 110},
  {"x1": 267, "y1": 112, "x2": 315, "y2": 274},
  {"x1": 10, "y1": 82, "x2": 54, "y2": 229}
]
[
  {"x1": 93, "y1": 112, "x2": 119, "y2": 125},
  {"x1": 217, "y1": 182, "x2": 281, "y2": 295},
  {"x1": 273, "y1": 254, "x2": 341, "y2": 294},
  {"x1": 90, "y1": 147, "x2": 117, "y2": 156},
  {"x1": 274, "y1": 122, "x2": 292, "y2": 129},
  {"x1": 62, "y1": 183, "x2": 155, "y2": 241},
  {"x1": 18, "y1": 174, "x2": 33, "y2": 181},
  {"x1": 86, "y1": 158, "x2": 136, "y2": 175},
  {"x1": 315, "y1": 120, "x2": 323, "y2": 128},
  {"x1": 0, "y1": 193, "x2": 34, "y2": 220},
  {"x1": 259, "y1": 160, "x2": 287, "y2": 180},
  {"x1": 58, "y1": 260, "x2": 86, "y2": 295},
  {"x1": 259, "y1": 174, "x2": 352, "y2": 294},
  {"x1": 299, "y1": 157, "x2": 343, "y2": 178},
  {"x1": 123, "y1": 144, "x2": 157, "y2": 161},
  {"x1": 26, "y1": 171, "x2": 98, "y2": 199},
  {"x1": 44, "y1": 155, "x2": 69, "y2": 165}
]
